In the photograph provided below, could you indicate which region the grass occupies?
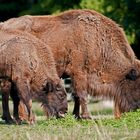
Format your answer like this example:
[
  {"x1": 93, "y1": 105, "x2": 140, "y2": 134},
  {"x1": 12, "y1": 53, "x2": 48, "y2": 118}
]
[{"x1": 0, "y1": 100, "x2": 140, "y2": 140}]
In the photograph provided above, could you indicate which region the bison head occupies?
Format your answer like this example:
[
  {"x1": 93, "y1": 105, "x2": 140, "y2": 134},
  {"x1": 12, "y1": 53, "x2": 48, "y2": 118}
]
[
  {"x1": 40, "y1": 80, "x2": 68, "y2": 118},
  {"x1": 114, "y1": 60, "x2": 140, "y2": 118}
]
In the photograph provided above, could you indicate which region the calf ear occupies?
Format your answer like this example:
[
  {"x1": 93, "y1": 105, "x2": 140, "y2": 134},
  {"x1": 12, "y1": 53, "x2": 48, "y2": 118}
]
[
  {"x1": 126, "y1": 69, "x2": 138, "y2": 81},
  {"x1": 45, "y1": 82, "x2": 54, "y2": 93}
]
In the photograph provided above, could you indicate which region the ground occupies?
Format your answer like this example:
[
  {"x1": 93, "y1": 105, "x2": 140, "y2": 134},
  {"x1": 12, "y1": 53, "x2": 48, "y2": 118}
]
[{"x1": 0, "y1": 98, "x2": 140, "y2": 140}]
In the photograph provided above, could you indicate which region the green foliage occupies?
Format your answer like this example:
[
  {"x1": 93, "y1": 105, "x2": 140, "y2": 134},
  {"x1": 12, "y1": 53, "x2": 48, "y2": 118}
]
[
  {"x1": 19, "y1": 0, "x2": 81, "y2": 15},
  {"x1": 0, "y1": 0, "x2": 32, "y2": 21},
  {"x1": 79, "y1": 0, "x2": 105, "y2": 13},
  {"x1": 38, "y1": 113, "x2": 80, "y2": 127},
  {"x1": 0, "y1": 101, "x2": 140, "y2": 139},
  {"x1": 102, "y1": 109, "x2": 140, "y2": 129},
  {"x1": 101, "y1": 0, "x2": 140, "y2": 45},
  {"x1": 1, "y1": 112, "x2": 140, "y2": 139},
  {"x1": 79, "y1": 0, "x2": 140, "y2": 45}
]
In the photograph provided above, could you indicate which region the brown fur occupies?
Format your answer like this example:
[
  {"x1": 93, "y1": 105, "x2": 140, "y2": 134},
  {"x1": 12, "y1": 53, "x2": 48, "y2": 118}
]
[
  {"x1": 0, "y1": 29, "x2": 67, "y2": 124},
  {"x1": 1, "y1": 9, "x2": 140, "y2": 119}
]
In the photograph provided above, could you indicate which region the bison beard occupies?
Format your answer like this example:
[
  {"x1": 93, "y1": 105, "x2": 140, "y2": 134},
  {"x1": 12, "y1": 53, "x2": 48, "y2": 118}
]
[{"x1": 1, "y1": 9, "x2": 140, "y2": 119}]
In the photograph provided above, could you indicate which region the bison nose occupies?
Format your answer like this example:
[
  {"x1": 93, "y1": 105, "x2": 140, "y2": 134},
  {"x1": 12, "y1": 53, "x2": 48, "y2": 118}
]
[
  {"x1": 63, "y1": 107, "x2": 68, "y2": 113},
  {"x1": 57, "y1": 107, "x2": 68, "y2": 118},
  {"x1": 58, "y1": 111, "x2": 65, "y2": 118}
]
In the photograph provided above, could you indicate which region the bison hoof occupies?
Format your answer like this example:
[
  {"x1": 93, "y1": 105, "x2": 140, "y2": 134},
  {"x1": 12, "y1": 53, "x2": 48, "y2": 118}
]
[
  {"x1": 2, "y1": 116, "x2": 15, "y2": 124},
  {"x1": 28, "y1": 115, "x2": 36, "y2": 125},
  {"x1": 28, "y1": 119, "x2": 36, "y2": 125},
  {"x1": 114, "y1": 114, "x2": 121, "y2": 119},
  {"x1": 73, "y1": 114, "x2": 81, "y2": 119},
  {"x1": 15, "y1": 118, "x2": 22, "y2": 125},
  {"x1": 81, "y1": 114, "x2": 92, "y2": 119}
]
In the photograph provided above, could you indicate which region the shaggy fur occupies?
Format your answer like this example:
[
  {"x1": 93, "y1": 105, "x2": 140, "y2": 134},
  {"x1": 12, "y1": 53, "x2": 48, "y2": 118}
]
[
  {"x1": 0, "y1": 29, "x2": 67, "y2": 124},
  {"x1": 1, "y1": 9, "x2": 140, "y2": 119}
]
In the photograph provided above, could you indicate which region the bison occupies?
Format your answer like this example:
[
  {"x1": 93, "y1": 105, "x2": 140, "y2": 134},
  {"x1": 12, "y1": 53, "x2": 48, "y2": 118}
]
[
  {"x1": 1, "y1": 9, "x2": 140, "y2": 119},
  {"x1": 0, "y1": 29, "x2": 67, "y2": 124}
]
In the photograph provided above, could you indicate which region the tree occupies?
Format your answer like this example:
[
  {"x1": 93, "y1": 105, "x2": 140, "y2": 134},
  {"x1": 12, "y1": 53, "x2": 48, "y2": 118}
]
[
  {"x1": 19, "y1": 0, "x2": 81, "y2": 15},
  {"x1": 80, "y1": 0, "x2": 140, "y2": 58},
  {"x1": 101, "y1": 0, "x2": 140, "y2": 58},
  {"x1": 0, "y1": 0, "x2": 34, "y2": 21}
]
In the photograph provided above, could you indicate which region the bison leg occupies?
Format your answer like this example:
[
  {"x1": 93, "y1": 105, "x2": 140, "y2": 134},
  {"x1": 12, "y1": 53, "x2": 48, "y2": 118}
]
[
  {"x1": 17, "y1": 80, "x2": 35, "y2": 124},
  {"x1": 18, "y1": 101, "x2": 28, "y2": 121},
  {"x1": 72, "y1": 93, "x2": 81, "y2": 119},
  {"x1": 26, "y1": 99, "x2": 35, "y2": 125},
  {"x1": 1, "y1": 80, "x2": 14, "y2": 124},
  {"x1": 114, "y1": 102, "x2": 121, "y2": 119},
  {"x1": 10, "y1": 82, "x2": 21, "y2": 124},
  {"x1": 79, "y1": 91, "x2": 91, "y2": 119},
  {"x1": 22, "y1": 98, "x2": 35, "y2": 125},
  {"x1": 1, "y1": 92, "x2": 14, "y2": 124},
  {"x1": 73, "y1": 73, "x2": 91, "y2": 119}
]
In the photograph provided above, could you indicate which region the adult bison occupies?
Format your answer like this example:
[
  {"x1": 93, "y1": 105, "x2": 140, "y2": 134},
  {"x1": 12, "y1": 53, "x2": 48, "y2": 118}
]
[
  {"x1": 1, "y1": 9, "x2": 140, "y2": 119},
  {"x1": 0, "y1": 29, "x2": 67, "y2": 124}
]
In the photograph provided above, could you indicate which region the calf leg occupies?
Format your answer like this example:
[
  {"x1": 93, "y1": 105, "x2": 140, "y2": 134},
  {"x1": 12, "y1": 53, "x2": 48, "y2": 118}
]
[
  {"x1": 17, "y1": 80, "x2": 35, "y2": 124},
  {"x1": 18, "y1": 101, "x2": 28, "y2": 121},
  {"x1": 10, "y1": 82, "x2": 21, "y2": 124},
  {"x1": 1, "y1": 80, "x2": 14, "y2": 124},
  {"x1": 25, "y1": 99, "x2": 35, "y2": 125},
  {"x1": 2, "y1": 92, "x2": 14, "y2": 124},
  {"x1": 21, "y1": 97, "x2": 35, "y2": 124}
]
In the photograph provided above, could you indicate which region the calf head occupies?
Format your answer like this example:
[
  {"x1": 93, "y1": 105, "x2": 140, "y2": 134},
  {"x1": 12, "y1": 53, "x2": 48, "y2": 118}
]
[{"x1": 40, "y1": 80, "x2": 68, "y2": 118}]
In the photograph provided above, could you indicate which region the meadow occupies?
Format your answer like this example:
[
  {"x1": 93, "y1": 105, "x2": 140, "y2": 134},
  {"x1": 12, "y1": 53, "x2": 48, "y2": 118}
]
[{"x1": 0, "y1": 99, "x2": 140, "y2": 140}]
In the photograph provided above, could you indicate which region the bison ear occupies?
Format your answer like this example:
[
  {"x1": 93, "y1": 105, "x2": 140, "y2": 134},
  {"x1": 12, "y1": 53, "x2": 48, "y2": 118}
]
[
  {"x1": 125, "y1": 69, "x2": 138, "y2": 81},
  {"x1": 45, "y1": 82, "x2": 54, "y2": 93}
]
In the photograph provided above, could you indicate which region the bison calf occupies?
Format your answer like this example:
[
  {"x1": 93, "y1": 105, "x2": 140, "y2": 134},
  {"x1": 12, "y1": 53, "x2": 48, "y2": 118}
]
[{"x1": 0, "y1": 29, "x2": 67, "y2": 124}]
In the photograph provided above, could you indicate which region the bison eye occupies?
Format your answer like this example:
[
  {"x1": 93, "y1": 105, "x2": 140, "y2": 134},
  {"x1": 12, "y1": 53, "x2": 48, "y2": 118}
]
[
  {"x1": 56, "y1": 84, "x2": 63, "y2": 91},
  {"x1": 125, "y1": 69, "x2": 138, "y2": 81},
  {"x1": 45, "y1": 82, "x2": 54, "y2": 93}
]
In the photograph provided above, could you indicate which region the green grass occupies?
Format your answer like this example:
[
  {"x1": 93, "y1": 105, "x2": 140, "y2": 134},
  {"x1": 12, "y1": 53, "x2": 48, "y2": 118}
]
[{"x1": 0, "y1": 101, "x2": 140, "y2": 140}]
